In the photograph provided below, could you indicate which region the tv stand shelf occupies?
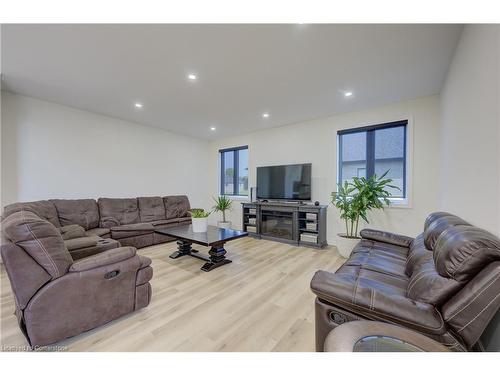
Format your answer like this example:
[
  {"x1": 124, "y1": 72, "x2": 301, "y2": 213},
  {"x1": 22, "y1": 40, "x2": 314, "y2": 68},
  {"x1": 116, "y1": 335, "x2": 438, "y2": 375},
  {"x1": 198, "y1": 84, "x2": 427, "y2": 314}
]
[{"x1": 241, "y1": 201, "x2": 327, "y2": 248}]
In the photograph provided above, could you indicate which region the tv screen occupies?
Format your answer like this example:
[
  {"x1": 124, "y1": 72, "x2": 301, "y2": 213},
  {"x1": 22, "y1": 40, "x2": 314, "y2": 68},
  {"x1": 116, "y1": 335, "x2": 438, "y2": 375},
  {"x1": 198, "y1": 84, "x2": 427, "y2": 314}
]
[{"x1": 256, "y1": 163, "x2": 311, "y2": 201}]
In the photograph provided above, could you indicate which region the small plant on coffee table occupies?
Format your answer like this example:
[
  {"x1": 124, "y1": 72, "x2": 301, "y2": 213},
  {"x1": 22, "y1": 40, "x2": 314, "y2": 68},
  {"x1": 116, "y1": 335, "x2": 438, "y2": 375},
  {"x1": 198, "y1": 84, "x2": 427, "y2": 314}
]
[{"x1": 189, "y1": 208, "x2": 211, "y2": 218}]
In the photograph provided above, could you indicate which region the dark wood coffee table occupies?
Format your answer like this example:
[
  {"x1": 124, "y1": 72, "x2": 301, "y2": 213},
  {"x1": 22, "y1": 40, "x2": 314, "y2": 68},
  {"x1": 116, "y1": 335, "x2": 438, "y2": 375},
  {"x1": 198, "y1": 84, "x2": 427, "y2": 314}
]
[{"x1": 154, "y1": 225, "x2": 248, "y2": 272}]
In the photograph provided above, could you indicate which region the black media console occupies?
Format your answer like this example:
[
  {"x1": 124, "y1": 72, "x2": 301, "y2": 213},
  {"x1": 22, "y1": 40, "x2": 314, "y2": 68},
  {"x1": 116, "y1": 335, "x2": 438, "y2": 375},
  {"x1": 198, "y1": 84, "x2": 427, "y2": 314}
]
[{"x1": 241, "y1": 201, "x2": 327, "y2": 248}]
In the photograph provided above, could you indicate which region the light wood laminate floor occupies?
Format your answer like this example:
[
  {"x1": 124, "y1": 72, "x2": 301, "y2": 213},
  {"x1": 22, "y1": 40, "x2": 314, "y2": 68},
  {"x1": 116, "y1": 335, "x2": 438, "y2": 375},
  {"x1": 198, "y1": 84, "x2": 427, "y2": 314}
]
[{"x1": 1, "y1": 237, "x2": 343, "y2": 351}]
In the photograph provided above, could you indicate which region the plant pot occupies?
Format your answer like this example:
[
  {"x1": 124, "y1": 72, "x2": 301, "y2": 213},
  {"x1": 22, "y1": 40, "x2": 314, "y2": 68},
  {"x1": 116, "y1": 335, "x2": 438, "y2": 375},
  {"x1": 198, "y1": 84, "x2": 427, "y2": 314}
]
[
  {"x1": 192, "y1": 217, "x2": 208, "y2": 232},
  {"x1": 334, "y1": 234, "x2": 361, "y2": 258},
  {"x1": 217, "y1": 221, "x2": 231, "y2": 229}
]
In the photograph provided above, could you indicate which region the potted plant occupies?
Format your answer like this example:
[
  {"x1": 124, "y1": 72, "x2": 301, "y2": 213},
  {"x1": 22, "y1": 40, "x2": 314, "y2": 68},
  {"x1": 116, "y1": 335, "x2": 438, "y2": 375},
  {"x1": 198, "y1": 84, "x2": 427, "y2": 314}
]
[
  {"x1": 331, "y1": 170, "x2": 398, "y2": 258},
  {"x1": 189, "y1": 208, "x2": 211, "y2": 233},
  {"x1": 213, "y1": 196, "x2": 233, "y2": 229}
]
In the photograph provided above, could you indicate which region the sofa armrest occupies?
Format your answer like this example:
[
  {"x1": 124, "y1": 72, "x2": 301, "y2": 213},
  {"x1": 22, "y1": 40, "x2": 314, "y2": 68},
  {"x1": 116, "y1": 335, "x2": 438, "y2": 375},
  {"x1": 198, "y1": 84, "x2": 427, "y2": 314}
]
[
  {"x1": 310, "y1": 270, "x2": 445, "y2": 335},
  {"x1": 359, "y1": 228, "x2": 413, "y2": 248},
  {"x1": 59, "y1": 224, "x2": 86, "y2": 240},
  {"x1": 69, "y1": 246, "x2": 136, "y2": 272}
]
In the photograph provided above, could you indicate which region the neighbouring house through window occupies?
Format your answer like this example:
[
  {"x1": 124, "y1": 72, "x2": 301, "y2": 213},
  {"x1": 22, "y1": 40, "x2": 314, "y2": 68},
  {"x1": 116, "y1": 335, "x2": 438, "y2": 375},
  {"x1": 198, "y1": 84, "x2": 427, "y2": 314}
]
[{"x1": 338, "y1": 120, "x2": 408, "y2": 199}]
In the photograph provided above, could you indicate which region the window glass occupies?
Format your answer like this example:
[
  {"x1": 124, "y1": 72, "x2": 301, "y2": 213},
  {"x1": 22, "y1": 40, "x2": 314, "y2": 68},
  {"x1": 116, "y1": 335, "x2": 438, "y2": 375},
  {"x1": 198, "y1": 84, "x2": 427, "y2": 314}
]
[
  {"x1": 222, "y1": 151, "x2": 234, "y2": 195},
  {"x1": 220, "y1": 146, "x2": 249, "y2": 196},
  {"x1": 338, "y1": 122, "x2": 407, "y2": 199},
  {"x1": 340, "y1": 132, "x2": 367, "y2": 185},
  {"x1": 375, "y1": 126, "x2": 405, "y2": 197}
]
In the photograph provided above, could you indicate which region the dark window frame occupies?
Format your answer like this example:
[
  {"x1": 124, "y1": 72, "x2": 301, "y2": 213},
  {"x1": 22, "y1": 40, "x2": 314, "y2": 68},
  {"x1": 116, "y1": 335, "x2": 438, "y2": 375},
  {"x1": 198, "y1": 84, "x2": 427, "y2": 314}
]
[
  {"x1": 219, "y1": 145, "x2": 249, "y2": 196},
  {"x1": 337, "y1": 120, "x2": 408, "y2": 199}
]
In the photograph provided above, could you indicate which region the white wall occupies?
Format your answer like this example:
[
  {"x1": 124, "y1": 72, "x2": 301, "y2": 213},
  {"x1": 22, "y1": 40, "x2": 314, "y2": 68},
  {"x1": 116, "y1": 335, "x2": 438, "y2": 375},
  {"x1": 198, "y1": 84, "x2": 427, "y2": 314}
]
[
  {"x1": 1, "y1": 92, "x2": 210, "y2": 208},
  {"x1": 207, "y1": 95, "x2": 442, "y2": 245},
  {"x1": 439, "y1": 25, "x2": 500, "y2": 236}
]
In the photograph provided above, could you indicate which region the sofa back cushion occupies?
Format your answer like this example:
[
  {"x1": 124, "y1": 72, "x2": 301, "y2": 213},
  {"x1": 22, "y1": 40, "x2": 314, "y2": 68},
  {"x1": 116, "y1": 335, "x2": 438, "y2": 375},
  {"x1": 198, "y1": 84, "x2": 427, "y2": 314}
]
[
  {"x1": 405, "y1": 233, "x2": 432, "y2": 276},
  {"x1": 163, "y1": 196, "x2": 191, "y2": 219},
  {"x1": 138, "y1": 197, "x2": 166, "y2": 222},
  {"x1": 51, "y1": 199, "x2": 100, "y2": 230},
  {"x1": 3, "y1": 200, "x2": 61, "y2": 228},
  {"x1": 2, "y1": 210, "x2": 72, "y2": 279},
  {"x1": 98, "y1": 198, "x2": 140, "y2": 228},
  {"x1": 423, "y1": 213, "x2": 470, "y2": 250},
  {"x1": 434, "y1": 225, "x2": 500, "y2": 282},
  {"x1": 424, "y1": 212, "x2": 456, "y2": 232}
]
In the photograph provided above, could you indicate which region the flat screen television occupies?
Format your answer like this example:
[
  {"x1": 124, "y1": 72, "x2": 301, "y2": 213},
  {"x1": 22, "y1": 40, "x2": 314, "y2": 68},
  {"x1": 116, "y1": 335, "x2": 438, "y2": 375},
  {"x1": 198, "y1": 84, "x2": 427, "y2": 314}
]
[{"x1": 256, "y1": 163, "x2": 312, "y2": 201}]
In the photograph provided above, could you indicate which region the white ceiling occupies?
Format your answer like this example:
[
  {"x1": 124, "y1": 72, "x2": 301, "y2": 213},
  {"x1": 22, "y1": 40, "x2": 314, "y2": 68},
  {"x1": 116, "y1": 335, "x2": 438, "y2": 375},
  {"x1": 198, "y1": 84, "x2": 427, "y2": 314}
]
[{"x1": 1, "y1": 24, "x2": 462, "y2": 139}]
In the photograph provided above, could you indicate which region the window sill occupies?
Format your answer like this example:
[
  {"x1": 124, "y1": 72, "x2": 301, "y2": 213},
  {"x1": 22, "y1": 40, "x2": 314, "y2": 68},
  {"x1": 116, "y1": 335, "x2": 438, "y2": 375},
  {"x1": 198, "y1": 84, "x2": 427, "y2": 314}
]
[
  {"x1": 223, "y1": 195, "x2": 250, "y2": 201},
  {"x1": 387, "y1": 198, "x2": 411, "y2": 209}
]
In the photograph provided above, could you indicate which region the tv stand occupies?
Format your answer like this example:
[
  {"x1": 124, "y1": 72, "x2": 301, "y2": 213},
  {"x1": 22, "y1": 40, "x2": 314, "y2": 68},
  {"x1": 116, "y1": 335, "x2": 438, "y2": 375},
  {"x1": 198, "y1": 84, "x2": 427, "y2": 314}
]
[{"x1": 241, "y1": 201, "x2": 327, "y2": 248}]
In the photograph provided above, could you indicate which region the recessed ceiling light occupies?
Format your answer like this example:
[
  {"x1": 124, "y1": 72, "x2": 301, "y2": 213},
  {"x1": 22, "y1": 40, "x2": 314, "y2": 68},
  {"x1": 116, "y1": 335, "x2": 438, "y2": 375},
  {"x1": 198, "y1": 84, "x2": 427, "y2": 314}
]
[
  {"x1": 187, "y1": 73, "x2": 197, "y2": 81},
  {"x1": 344, "y1": 92, "x2": 353, "y2": 97},
  {"x1": 134, "y1": 102, "x2": 143, "y2": 108},
  {"x1": 262, "y1": 113, "x2": 270, "y2": 118},
  {"x1": 210, "y1": 126, "x2": 216, "y2": 131}
]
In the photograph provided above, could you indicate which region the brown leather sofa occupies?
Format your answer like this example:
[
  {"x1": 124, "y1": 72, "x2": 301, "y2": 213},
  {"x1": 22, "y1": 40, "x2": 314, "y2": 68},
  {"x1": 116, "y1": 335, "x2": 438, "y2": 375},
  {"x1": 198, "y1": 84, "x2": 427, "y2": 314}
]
[
  {"x1": 310, "y1": 212, "x2": 500, "y2": 352},
  {"x1": 1, "y1": 210, "x2": 153, "y2": 348},
  {"x1": 2, "y1": 195, "x2": 191, "y2": 259}
]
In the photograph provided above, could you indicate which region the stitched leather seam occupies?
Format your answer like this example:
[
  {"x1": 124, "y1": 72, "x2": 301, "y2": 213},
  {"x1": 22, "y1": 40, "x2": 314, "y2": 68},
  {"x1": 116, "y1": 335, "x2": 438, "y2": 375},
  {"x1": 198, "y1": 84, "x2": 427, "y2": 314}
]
[
  {"x1": 452, "y1": 246, "x2": 496, "y2": 278},
  {"x1": 456, "y1": 292, "x2": 500, "y2": 332},
  {"x1": 406, "y1": 270, "x2": 434, "y2": 296},
  {"x1": 445, "y1": 272, "x2": 500, "y2": 321},
  {"x1": 315, "y1": 291, "x2": 445, "y2": 332},
  {"x1": 21, "y1": 210, "x2": 59, "y2": 277},
  {"x1": 406, "y1": 269, "x2": 430, "y2": 292},
  {"x1": 352, "y1": 276, "x2": 360, "y2": 305}
]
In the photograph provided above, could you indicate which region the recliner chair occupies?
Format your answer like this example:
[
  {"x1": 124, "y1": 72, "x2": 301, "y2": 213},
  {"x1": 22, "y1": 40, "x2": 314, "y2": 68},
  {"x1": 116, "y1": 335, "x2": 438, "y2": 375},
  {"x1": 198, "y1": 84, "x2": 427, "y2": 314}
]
[
  {"x1": 1, "y1": 209, "x2": 153, "y2": 348},
  {"x1": 310, "y1": 212, "x2": 500, "y2": 351}
]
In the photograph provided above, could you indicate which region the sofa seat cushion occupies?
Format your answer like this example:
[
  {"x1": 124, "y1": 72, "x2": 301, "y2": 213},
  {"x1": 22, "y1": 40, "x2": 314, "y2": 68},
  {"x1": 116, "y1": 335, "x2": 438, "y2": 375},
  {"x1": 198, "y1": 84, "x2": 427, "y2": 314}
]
[
  {"x1": 351, "y1": 239, "x2": 408, "y2": 261},
  {"x1": 3, "y1": 200, "x2": 61, "y2": 228},
  {"x1": 98, "y1": 198, "x2": 140, "y2": 228},
  {"x1": 343, "y1": 251, "x2": 407, "y2": 279},
  {"x1": 59, "y1": 224, "x2": 86, "y2": 240},
  {"x1": 65, "y1": 236, "x2": 99, "y2": 251},
  {"x1": 51, "y1": 199, "x2": 100, "y2": 230},
  {"x1": 110, "y1": 223, "x2": 154, "y2": 239},
  {"x1": 138, "y1": 196, "x2": 166, "y2": 222},
  {"x1": 310, "y1": 267, "x2": 445, "y2": 335},
  {"x1": 85, "y1": 227, "x2": 111, "y2": 237}
]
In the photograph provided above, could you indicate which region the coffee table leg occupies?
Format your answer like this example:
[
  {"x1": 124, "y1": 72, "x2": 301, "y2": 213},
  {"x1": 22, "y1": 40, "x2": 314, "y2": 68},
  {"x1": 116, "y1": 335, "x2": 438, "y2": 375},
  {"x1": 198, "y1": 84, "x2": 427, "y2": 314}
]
[
  {"x1": 200, "y1": 245, "x2": 232, "y2": 272},
  {"x1": 170, "y1": 240, "x2": 197, "y2": 259}
]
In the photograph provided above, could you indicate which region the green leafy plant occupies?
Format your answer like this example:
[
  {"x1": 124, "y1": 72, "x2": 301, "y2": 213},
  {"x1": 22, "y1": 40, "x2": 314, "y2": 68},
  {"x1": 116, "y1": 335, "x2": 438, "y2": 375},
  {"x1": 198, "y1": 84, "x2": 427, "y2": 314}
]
[
  {"x1": 331, "y1": 170, "x2": 399, "y2": 238},
  {"x1": 189, "y1": 208, "x2": 211, "y2": 218},
  {"x1": 213, "y1": 196, "x2": 233, "y2": 223}
]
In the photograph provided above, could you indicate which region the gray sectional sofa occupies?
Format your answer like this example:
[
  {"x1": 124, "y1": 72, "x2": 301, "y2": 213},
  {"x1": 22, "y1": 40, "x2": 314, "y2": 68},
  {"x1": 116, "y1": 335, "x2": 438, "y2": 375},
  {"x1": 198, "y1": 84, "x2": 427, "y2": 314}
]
[
  {"x1": 0, "y1": 195, "x2": 191, "y2": 348},
  {"x1": 2, "y1": 195, "x2": 191, "y2": 260}
]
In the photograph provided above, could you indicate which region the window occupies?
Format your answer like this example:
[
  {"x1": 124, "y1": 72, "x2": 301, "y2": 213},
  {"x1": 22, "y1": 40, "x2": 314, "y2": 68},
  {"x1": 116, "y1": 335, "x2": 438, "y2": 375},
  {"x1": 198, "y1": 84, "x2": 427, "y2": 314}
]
[
  {"x1": 338, "y1": 120, "x2": 407, "y2": 199},
  {"x1": 219, "y1": 146, "x2": 249, "y2": 196}
]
